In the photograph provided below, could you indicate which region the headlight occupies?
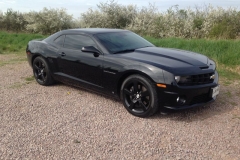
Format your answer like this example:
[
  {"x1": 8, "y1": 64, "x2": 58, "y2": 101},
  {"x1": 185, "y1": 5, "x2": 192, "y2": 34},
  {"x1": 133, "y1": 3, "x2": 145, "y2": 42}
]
[
  {"x1": 175, "y1": 76, "x2": 180, "y2": 83},
  {"x1": 175, "y1": 76, "x2": 191, "y2": 84}
]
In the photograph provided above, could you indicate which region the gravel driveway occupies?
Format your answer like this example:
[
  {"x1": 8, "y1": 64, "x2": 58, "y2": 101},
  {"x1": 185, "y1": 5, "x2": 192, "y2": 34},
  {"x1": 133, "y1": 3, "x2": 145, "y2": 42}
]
[{"x1": 0, "y1": 54, "x2": 240, "y2": 160}]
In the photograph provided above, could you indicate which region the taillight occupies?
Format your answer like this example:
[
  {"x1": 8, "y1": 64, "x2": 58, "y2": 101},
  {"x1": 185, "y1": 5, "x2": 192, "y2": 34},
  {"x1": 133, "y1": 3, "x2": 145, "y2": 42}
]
[{"x1": 26, "y1": 51, "x2": 31, "y2": 55}]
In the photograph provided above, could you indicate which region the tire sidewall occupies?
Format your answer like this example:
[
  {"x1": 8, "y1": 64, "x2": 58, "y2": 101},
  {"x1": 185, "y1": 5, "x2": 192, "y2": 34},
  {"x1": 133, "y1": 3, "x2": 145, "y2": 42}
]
[
  {"x1": 120, "y1": 75, "x2": 158, "y2": 117},
  {"x1": 33, "y1": 57, "x2": 53, "y2": 86}
]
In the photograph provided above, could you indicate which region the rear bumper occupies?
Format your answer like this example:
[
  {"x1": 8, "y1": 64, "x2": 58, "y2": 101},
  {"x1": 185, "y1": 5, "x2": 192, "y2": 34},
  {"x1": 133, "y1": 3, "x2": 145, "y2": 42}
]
[{"x1": 157, "y1": 71, "x2": 219, "y2": 110}]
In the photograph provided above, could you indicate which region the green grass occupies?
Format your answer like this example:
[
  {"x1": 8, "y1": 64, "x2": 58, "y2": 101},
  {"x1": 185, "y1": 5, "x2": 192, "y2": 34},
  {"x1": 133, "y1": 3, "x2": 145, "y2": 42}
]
[
  {"x1": 145, "y1": 37, "x2": 240, "y2": 66},
  {"x1": 145, "y1": 37, "x2": 240, "y2": 81},
  {"x1": 8, "y1": 76, "x2": 36, "y2": 88},
  {"x1": 25, "y1": 76, "x2": 35, "y2": 82},
  {"x1": 0, "y1": 31, "x2": 46, "y2": 54}
]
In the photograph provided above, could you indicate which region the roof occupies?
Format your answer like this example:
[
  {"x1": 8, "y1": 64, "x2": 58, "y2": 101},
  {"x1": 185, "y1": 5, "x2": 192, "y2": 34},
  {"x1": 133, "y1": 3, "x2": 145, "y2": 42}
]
[
  {"x1": 44, "y1": 28, "x2": 129, "y2": 43},
  {"x1": 63, "y1": 28, "x2": 127, "y2": 34}
]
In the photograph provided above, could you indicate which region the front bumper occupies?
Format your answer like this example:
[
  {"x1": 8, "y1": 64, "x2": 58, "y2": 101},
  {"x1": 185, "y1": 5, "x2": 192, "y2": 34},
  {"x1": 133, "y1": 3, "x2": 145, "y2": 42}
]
[{"x1": 157, "y1": 71, "x2": 219, "y2": 110}]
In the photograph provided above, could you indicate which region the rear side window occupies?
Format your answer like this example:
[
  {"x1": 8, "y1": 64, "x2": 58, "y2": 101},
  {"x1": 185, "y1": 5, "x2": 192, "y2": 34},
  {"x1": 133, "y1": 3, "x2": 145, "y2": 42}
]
[
  {"x1": 64, "y1": 35, "x2": 96, "y2": 50},
  {"x1": 54, "y1": 35, "x2": 65, "y2": 46}
]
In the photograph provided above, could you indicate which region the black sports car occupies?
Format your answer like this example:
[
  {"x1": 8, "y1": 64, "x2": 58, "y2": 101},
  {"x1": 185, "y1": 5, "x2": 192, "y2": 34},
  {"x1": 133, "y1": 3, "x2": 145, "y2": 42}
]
[{"x1": 26, "y1": 28, "x2": 219, "y2": 117}]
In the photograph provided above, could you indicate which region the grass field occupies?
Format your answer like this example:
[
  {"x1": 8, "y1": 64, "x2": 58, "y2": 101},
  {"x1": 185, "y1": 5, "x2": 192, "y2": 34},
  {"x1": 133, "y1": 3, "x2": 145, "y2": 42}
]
[
  {"x1": 0, "y1": 31, "x2": 239, "y2": 81},
  {"x1": 0, "y1": 31, "x2": 46, "y2": 54},
  {"x1": 145, "y1": 37, "x2": 240, "y2": 67}
]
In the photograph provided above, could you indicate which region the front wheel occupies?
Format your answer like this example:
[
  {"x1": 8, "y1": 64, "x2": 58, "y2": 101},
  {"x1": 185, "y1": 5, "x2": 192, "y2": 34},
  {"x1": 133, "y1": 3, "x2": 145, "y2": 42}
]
[
  {"x1": 120, "y1": 75, "x2": 159, "y2": 117},
  {"x1": 33, "y1": 56, "x2": 55, "y2": 86}
]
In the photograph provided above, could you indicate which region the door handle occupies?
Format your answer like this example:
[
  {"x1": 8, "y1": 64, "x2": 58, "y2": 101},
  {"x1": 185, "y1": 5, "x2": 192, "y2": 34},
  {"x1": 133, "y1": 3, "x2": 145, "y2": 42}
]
[{"x1": 59, "y1": 52, "x2": 66, "y2": 56}]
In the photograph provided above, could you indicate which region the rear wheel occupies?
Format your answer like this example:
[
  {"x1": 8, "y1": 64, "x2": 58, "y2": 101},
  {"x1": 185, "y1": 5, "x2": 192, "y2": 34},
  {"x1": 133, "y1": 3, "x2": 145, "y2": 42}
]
[
  {"x1": 33, "y1": 57, "x2": 54, "y2": 86},
  {"x1": 120, "y1": 75, "x2": 159, "y2": 117}
]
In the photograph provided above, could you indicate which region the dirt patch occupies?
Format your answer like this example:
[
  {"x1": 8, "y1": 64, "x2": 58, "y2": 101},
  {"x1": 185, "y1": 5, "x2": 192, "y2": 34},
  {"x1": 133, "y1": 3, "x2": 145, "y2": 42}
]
[{"x1": 0, "y1": 54, "x2": 239, "y2": 159}]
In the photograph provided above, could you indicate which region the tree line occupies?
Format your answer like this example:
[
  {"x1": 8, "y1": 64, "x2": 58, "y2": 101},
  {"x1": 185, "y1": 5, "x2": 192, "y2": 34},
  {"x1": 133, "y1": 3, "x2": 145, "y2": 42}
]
[{"x1": 0, "y1": 1, "x2": 240, "y2": 39}]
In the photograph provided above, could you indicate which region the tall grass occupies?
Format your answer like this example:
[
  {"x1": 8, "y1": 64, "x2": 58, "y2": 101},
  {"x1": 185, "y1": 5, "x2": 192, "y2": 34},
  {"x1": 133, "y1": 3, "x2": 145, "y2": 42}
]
[
  {"x1": 0, "y1": 31, "x2": 46, "y2": 54},
  {"x1": 145, "y1": 37, "x2": 240, "y2": 67}
]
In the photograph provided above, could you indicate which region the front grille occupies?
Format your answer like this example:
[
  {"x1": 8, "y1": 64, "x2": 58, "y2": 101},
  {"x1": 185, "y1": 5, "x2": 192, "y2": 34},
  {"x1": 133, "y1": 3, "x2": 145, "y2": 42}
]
[
  {"x1": 190, "y1": 93, "x2": 212, "y2": 105},
  {"x1": 179, "y1": 72, "x2": 214, "y2": 86}
]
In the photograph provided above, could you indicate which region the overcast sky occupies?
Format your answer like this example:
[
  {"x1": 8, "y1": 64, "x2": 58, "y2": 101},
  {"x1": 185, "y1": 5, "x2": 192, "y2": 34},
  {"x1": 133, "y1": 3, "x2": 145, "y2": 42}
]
[{"x1": 0, "y1": 0, "x2": 239, "y2": 18}]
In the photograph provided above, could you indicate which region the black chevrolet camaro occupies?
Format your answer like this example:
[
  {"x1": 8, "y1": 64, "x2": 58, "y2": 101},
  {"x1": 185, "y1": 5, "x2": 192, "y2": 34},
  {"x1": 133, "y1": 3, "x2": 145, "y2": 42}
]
[{"x1": 26, "y1": 28, "x2": 219, "y2": 117}]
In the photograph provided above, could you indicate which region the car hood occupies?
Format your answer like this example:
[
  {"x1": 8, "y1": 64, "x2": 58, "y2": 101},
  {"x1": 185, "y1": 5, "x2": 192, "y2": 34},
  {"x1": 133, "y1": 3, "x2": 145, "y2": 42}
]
[{"x1": 115, "y1": 47, "x2": 210, "y2": 73}]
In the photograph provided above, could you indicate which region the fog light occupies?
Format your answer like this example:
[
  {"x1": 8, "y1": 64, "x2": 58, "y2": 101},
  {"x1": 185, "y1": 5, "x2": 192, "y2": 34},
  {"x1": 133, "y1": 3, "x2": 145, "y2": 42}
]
[{"x1": 176, "y1": 97, "x2": 186, "y2": 105}]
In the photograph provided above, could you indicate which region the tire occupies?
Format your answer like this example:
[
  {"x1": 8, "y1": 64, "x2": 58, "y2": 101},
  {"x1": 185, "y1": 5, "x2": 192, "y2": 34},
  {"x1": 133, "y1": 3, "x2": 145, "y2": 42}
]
[
  {"x1": 32, "y1": 56, "x2": 55, "y2": 86},
  {"x1": 120, "y1": 74, "x2": 159, "y2": 117}
]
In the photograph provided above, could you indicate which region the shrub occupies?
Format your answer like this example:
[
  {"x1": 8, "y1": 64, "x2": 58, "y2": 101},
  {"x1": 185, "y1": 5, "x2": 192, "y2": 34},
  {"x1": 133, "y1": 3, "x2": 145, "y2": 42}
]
[
  {"x1": 24, "y1": 7, "x2": 74, "y2": 35},
  {"x1": 81, "y1": 0, "x2": 137, "y2": 28},
  {"x1": 0, "y1": 9, "x2": 27, "y2": 32},
  {"x1": 80, "y1": 1, "x2": 240, "y2": 39}
]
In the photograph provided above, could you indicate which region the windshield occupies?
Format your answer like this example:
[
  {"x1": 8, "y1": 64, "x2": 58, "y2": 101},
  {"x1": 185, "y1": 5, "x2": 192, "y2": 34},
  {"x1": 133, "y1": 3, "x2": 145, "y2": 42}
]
[{"x1": 94, "y1": 31, "x2": 154, "y2": 54}]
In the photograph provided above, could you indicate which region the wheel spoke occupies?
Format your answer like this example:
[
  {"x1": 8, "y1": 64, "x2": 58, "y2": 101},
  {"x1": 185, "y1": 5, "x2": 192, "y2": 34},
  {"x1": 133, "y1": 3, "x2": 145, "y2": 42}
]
[
  {"x1": 41, "y1": 74, "x2": 45, "y2": 81},
  {"x1": 34, "y1": 64, "x2": 40, "y2": 70},
  {"x1": 124, "y1": 88, "x2": 133, "y2": 96},
  {"x1": 133, "y1": 81, "x2": 138, "y2": 92},
  {"x1": 139, "y1": 100, "x2": 148, "y2": 111},
  {"x1": 36, "y1": 72, "x2": 41, "y2": 78},
  {"x1": 129, "y1": 102, "x2": 135, "y2": 110},
  {"x1": 141, "y1": 90, "x2": 150, "y2": 97},
  {"x1": 142, "y1": 97, "x2": 149, "y2": 105}
]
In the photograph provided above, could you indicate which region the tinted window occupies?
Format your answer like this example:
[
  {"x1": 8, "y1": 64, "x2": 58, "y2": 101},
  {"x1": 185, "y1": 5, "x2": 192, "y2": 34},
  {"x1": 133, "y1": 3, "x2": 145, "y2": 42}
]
[
  {"x1": 64, "y1": 35, "x2": 96, "y2": 50},
  {"x1": 95, "y1": 31, "x2": 154, "y2": 53},
  {"x1": 54, "y1": 35, "x2": 65, "y2": 46}
]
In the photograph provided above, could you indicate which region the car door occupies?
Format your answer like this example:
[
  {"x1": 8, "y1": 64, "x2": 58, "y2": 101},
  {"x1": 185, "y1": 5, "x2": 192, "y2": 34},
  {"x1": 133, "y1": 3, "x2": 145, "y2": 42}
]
[{"x1": 57, "y1": 34, "x2": 103, "y2": 88}]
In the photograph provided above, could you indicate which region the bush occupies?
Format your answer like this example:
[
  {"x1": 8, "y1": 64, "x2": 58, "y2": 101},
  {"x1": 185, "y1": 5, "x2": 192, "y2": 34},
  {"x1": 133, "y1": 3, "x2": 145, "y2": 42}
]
[
  {"x1": 24, "y1": 8, "x2": 74, "y2": 35},
  {"x1": 80, "y1": 1, "x2": 240, "y2": 39},
  {"x1": 127, "y1": 4, "x2": 158, "y2": 36},
  {"x1": 0, "y1": 9, "x2": 27, "y2": 32},
  {"x1": 81, "y1": 0, "x2": 137, "y2": 28},
  {"x1": 0, "y1": 8, "x2": 74, "y2": 35}
]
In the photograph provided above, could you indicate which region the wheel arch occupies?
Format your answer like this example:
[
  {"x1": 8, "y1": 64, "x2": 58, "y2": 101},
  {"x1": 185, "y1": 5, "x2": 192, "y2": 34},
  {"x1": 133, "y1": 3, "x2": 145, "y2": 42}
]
[
  {"x1": 117, "y1": 70, "x2": 156, "y2": 97},
  {"x1": 31, "y1": 53, "x2": 48, "y2": 66}
]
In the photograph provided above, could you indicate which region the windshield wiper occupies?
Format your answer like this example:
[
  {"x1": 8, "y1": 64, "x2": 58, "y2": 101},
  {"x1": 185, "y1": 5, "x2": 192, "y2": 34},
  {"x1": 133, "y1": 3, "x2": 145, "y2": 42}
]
[{"x1": 113, "y1": 49, "x2": 135, "y2": 54}]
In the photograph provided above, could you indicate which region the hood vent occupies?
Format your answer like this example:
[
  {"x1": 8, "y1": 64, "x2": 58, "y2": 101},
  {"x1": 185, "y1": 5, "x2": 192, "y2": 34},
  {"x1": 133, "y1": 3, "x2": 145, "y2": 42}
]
[{"x1": 199, "y1": 66, "x2": 209, "y2": 70}]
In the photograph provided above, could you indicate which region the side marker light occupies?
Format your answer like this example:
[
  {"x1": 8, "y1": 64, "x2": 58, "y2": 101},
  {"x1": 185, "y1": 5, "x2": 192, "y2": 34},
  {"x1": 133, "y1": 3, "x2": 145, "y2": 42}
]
[{"x1": 157, "y1": 84, "x2": 167, "y2": 88}]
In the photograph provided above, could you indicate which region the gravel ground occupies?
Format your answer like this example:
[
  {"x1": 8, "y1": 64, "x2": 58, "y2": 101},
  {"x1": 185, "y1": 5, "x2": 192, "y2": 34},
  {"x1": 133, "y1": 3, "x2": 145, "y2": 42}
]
[{"x1": 0, "y1": 54, "x2": 240, "y2": 160}]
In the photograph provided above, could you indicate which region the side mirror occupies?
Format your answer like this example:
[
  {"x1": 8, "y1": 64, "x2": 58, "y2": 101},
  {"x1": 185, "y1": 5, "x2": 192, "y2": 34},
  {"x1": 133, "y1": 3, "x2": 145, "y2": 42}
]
[{"x1": 81, "y1": 46, "x2": 101, "y2": 57}]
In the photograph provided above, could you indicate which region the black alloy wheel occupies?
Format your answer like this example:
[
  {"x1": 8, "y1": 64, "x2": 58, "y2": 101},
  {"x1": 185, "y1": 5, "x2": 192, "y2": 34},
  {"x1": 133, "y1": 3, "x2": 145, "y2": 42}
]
[
  {"x1": 33, "y1": 57, "x2": 54, "y2": 86},
  {"x1": 121, "y1": 75, "x2": 159, "y2": 117}
]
